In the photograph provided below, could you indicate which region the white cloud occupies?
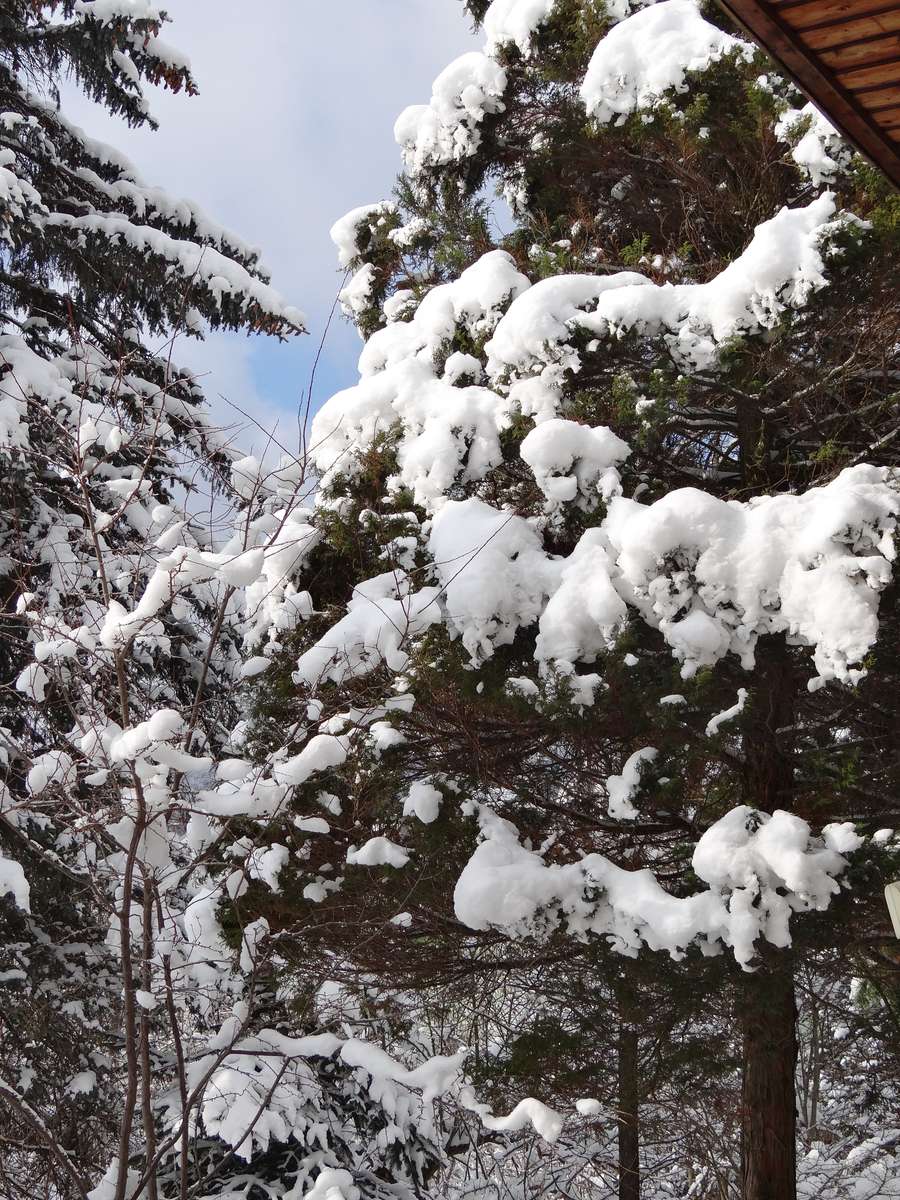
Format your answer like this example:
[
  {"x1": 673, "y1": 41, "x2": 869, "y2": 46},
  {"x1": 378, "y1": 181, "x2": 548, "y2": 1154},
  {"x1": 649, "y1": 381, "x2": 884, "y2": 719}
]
[{"x1": 61, "y1": 0, "x2": 478, "y2": 452}]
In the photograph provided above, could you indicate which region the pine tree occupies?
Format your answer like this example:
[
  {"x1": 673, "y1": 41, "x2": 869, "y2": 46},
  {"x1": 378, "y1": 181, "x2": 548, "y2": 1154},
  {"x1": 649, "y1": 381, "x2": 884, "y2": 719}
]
[
  {"x1": 1, "y1": 9, "x2": 487, "y2": 1199},
  {"x1": 223, "y1": 3, "x2": 900, "y2": 1199}
]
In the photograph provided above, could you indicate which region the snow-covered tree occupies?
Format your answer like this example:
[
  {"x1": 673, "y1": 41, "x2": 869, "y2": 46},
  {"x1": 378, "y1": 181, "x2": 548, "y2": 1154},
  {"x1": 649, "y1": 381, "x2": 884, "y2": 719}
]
[
  {"x1": 217, "y1": 3, "x2": 900, "y2": 1199},
  {"x1": 0, "y1": 8, "x2": 475, "y2": 1200}
]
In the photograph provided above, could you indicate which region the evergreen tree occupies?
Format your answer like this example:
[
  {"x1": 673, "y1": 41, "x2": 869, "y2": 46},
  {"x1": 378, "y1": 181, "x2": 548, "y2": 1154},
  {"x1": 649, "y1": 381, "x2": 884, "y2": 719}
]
[
  {"x1": 222, "y1": 3, "x2": 900, "y2": 1199},
  {"x1": 0, "y1": 8, "x2": 460, "y2": 1200}
]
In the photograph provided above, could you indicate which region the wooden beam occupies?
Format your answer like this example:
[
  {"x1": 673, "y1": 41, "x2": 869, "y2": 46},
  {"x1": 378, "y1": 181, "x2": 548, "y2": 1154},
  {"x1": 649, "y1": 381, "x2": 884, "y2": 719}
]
[{"x1": 716, "y1": 0, "x2": 900, "y2": 188}]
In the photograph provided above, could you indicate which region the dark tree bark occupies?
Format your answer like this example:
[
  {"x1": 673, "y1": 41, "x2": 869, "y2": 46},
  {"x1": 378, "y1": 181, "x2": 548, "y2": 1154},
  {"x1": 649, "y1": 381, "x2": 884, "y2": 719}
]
[
  {"x1": 740, "y1": 955, "x2": 798, "y2": 1200},
  {"x1": 618, "y1": 1021, "x2": 640, "y2": 1200},
  {"x1": 739, "y1": 635, "x2": 798, "y2": 1200}
]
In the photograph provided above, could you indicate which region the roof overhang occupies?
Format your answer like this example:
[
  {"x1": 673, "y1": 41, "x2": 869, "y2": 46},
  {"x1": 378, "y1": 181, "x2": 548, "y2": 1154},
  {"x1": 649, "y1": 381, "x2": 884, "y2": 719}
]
[{"x1": 715, "y1": 0, "x2": 900, "y2": 189}]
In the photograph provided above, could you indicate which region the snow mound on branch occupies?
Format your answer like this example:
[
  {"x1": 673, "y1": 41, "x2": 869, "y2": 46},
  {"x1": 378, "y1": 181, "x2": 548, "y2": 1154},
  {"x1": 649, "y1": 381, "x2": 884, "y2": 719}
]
[
  {"x1": 360, "y1": 249, "x2": 529, "y2": 375},
  {"x1": 0, "y1": 851, "x2": 30, "y2": 911},
  {"x1": 776, "y1": 102, "x2": 849, "y2": 187},
  {"x1": 330, "y1": 201, "x2": 396, "y2": 268},
  {"x1": 605, "y1": 747, "x2": 657, "y2": 820},
  {"x1": 460, "y1": 1086, "x2": 564, "y2": 1142},
  {"x1": 242, "y1": 516, "x2": 319, "y2": 648},
  {"x1": 429, "y1": 498, "x2": 557, "y2": 662},
  {"x1": 45, "y1": 212, "x2": 306, "y2": 330},
  {"x1": 535, "y1": 527, "x2": 627, "y2": 666},
  {"x1": 605, "y1": 463, "x2": 898, "y2": 684},
  {"x1": 274, "y1": 734, "x2": 348, "y2": 787},
  {"x1": 486, "y1": 270, "x2": 647, "y2": 378},
  {"x1": 339, "y1": 264, "x2": 378, "y2": 321},
  {"x1": 487, "y1": 194, "x2": 844, "y2": 376},
  {"x1": 580, "y1": 0, "x2": 752, "y2": 124},
  {"x1": 520, "y1": 417, "x2": 631, "y2": 505},
  {"x1": 346, "y1": 837, "x2": 411, "y2": 868},
  {"x1": 199, "y1": 1030, "x2": 465, "y2": 1164},
  {"x1": 310, "y1": 251, "x2": 528, "y2": 508},
  {"x1": 403, "y1": 780, "x2": 443, "y2": 824},
  {"x1": 304, "y1": 1169, "x2": 358, "y2": 1200},
  {"x1": 27, "y1": 750, "x2": 76, "y2": 795},
  {"x1": 705, "y1": 688, "x2": 747, "y2": 736},
  {"x1": 394, "y1": 52, "x2": 507, "y2": 172},
  {"x1": 294, "y1": 572, "x2": 442, "y2": 687},
  {"x1": 454, "y1": 804, "x2": 852, "y2": 966},
  {"x1": 483, "y1": 0, "x2": 558, "y2": 54},
  {"x1": 73, "y1": 1, "x2": 162, "y2": 25}
]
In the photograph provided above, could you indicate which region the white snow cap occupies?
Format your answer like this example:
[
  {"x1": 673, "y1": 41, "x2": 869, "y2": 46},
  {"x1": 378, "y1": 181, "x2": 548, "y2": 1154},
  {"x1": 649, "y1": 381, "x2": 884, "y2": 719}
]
[
  {"x1": 776, "y1": 102, "x2": 849, "y2": 187},
  {"x1": 0, "y1": 851, "x2": 30, "y2": 911},
  {"x1": 310, "y1": 250, "x2": 529, "y2": 510},
  {"x1": 403, "y1": 779, "x2": 443, "y2": 824},
  {"x1": 346, "y1": 837, "x2": 411, "y2": 868},
  {"x1": 581, "y1": 0, "x2": 752, "y2": 124},
  {"x1": 429, "y1": 498, "x2": 557, "y2": 663},
  {"x1": 483, "y1": 0, "x2": 558, "y2": 55},
  {"x1": 520, "y1": 418, "x2": 630, "y2": 505},
  {"x1": 605, "y1": 747, "x2": 658, "y2": 820},
  {"x1": 329, "y1": 202, "x2": 396, "y2": 269},
  {"x1": 488, "y1": 194, "x2": 844, "y2": 377},
  {"x1": 454, "y1": 803, "x2": 855, "y2": 967},
  {"x1": 604, "y1": 463, "x2": 898, "y2": 685},
  {"x1": 395, "y1": 52, "x2": 507, "y2": 172}
]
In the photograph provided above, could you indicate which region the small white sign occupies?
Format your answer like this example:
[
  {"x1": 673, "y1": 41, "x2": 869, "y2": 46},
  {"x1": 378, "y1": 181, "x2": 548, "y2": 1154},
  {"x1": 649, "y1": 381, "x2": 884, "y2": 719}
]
[{"x1": 886, "y1": 881, "x2": 900, "y2": 939}]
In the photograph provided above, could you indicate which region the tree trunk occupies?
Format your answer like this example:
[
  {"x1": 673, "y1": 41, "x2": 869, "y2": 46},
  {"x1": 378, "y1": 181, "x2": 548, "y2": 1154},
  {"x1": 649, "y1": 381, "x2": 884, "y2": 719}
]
[
  {"x1": 739, "y1": 635, "x2": 798, "y2": 1200},
  {"x1": 740, "y1": 955, "x2": 797, "y2": 1200},
  {"x1": 618, "y1": 1022, "x2": 640, "y2": 1200}
]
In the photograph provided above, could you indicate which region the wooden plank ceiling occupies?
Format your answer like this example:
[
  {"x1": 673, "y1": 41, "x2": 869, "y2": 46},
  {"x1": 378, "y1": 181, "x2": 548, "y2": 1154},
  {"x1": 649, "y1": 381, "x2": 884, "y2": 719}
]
[{"x1": 715, "y1": 0, "x2": 900, "y2": 188}]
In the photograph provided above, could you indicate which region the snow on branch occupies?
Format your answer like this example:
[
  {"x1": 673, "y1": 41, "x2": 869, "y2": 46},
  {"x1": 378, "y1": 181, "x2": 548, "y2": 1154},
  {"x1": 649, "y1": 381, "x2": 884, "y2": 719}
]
[
  {"x1": 580, "y1": 0, "x2": 753, "y2": 125},
  {"x1": 454, "y1": 803, "x2": 863, "y2": 968}
]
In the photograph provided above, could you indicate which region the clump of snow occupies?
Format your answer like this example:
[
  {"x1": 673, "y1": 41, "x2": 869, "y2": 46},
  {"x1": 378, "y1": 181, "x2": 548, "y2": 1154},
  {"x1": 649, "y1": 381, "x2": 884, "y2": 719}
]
[
  {"x1": 534, "y1": 528, "x2": 626, "y2": 667},
  {"x1": 274, "y1": 734, "x2": 348, "y2": 788},
  {"x1": 483, "y1": 0, "x2": 558, "y2": 55},
  {"x1": 239, "y1": 656, "x2": 271, "y2": 679},
  {"x1": 73, "y1": 2, "x2": 162, "y2": 27},
  {"x1": 580, "y1": 0, "x2": 752, "y2": 124},
  {"x1": 304, "y1": 1169, "x2": 359, "y2": 1200},
  {"x1": 487, "y1": 194, "x2": 845, "y2": 376},
  {"x1": 231, "y1": 454, "x2": 263, "y2": 502},
  {"x1": 604, "y1": 463, "x2": 898, "y2": 685},
  {"x1": 15, "y1": 662, "x2": 49, "y2": 701},
  {"x1": 310, "y1": 250, "x2": 529, "y2": 510},
  {"x1": 461, "y1": 1088, "x2": 564, "y2": 1142},
  {"x1": 339, "y1": 263, "x2": 378, "y2": 322},
  {"x1": 329, "y1": 202, "x2": 396, "y2": 268},
  {"x1": 520, "y1": 417, "x2": 630, "y2": 505},
  {"x1": 294, "y1": 572, "x2": 442, "y2": 687},
  {"x1": 605, "y1": 747, "x2": 657, "y2": 820},
  {"x1": 705, "y1": 688, "x2": 747, "y2": 736},
  {"x1": 27, "y1": 749, "x2": 75, "y2": 795},
  {"x1": 346, "y1": 837, "x2": 411, "y2": 868},
  {"x1": 395, "y1": 52, "x2": 507, "y2": 173},
  {"x1": 454, "y1": 803, "x2": 854, "y2": 967},
  {"x1": 0, "y1": 851, "x2": 30, "y2": 911},
  {"x1": 822, "y1": 822, "x2": 864, "y2": 854},
  {"x1": 403, "y1": 779, "x2": 443, "y2": 824},
  {"x1": 429, "y1": 498, "x2": 556, "y2": 662},
  {"x1": 776, "y1": 102, "x2": 849, "y2": 186}
]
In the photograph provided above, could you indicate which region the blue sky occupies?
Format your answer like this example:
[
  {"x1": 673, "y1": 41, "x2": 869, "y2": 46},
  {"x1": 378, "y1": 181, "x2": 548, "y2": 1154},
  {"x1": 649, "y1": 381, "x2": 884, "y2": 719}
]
[{"x1": 64, "y1": 0, "x2": 479, "y2": 456}]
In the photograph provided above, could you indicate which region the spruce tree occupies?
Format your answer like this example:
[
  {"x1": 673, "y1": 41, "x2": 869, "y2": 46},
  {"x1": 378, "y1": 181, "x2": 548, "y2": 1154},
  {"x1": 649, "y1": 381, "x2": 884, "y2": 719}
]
[
  {"x1": 224, "y1": 3, "x2": 900, "y2": 1199},
  {"x1": 1, "y1": 9, "x2": 476, "y2": 1199}
]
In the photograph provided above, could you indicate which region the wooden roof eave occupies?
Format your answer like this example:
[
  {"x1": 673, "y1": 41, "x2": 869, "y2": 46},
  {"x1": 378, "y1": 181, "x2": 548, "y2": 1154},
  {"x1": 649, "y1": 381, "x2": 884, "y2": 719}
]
[{"x1": 716, "y1": 0, "x2": 900, "y2": 189}]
